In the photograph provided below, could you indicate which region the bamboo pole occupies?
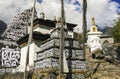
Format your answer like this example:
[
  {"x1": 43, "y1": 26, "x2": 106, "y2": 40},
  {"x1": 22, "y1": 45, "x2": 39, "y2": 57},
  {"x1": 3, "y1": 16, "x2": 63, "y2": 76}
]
[
  {"x1": 82, "y1": 0, "x2": 87, "y2": 59},
  {"x1": 24, "y1": 0, "x2": 36, "y2": 79},
  {"x1": 59, "y1": 0, "x2": 65, "y2": 79}
]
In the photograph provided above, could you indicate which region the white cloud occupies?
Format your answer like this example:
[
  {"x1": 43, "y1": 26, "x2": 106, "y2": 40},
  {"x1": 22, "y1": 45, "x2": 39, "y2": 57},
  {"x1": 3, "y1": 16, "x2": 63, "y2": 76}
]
[
  {"x1": 0, "y1": 0, "x2": 33, "y2": 24},
  {"x1": 86, "y1": 0, "x2": 119, "y2": 28},
  {"x1": 0, "y1": 0, "x2": 119, "y2": 32}
]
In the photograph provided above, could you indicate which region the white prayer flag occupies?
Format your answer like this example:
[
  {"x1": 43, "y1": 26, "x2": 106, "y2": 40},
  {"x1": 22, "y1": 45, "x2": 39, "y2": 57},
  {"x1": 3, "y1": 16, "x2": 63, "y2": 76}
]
[{"x1": 63, "y1": 50, "x2": 69, "y2": 73}]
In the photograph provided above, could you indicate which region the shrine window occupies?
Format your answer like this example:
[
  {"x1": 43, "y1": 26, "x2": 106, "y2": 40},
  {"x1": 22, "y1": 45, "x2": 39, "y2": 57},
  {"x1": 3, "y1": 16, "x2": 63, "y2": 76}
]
[{"x1": 92, "y1": 27, "x2": 96, "y2": 32}]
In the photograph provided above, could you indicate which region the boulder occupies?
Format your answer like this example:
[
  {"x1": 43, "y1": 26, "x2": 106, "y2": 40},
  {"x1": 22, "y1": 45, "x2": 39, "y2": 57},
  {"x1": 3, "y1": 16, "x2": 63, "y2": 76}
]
[{"x1": 102, "y1": 42, "x2": 120, "y2": 64}]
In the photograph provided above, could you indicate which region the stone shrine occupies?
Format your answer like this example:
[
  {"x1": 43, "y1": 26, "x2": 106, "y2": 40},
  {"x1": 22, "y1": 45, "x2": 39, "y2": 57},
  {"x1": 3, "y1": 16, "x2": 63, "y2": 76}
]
[
  {"x1": 14, "y1": 15, "x2": 87, "y2": 79},
  {"x1": 34, "y1": 20, "x2": 86, "y2": 73}
]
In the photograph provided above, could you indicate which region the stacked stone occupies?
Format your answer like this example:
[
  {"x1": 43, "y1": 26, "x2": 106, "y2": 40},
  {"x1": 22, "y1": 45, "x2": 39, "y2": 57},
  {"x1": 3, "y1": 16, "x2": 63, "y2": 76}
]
[
  {"x1": 34, "y1": 21, "x2": 86, "y2": 72},
  {"x1": 4, "y1": 8, "x2": 36, "y2": 41},
  {"x1": 0, "y1": 8, "x2": 37, "y2": 68}
]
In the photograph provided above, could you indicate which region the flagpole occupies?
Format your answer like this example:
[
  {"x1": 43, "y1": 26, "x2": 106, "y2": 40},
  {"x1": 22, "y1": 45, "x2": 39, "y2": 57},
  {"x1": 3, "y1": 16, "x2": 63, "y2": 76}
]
[
  {"x1": 59, "y1": 0, "x2": 65, "y2": 79},
  {"x1": 82, "y1": 0, "x2": 87, "y2": 60},
  {"x1": 24, "y1": 0, "x2": 36, "y2": 79}
]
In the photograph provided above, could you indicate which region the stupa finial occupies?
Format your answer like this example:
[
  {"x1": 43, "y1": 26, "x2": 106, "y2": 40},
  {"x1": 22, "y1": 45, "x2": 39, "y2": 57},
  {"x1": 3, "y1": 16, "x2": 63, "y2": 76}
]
[
  {"x1": 92, "y1": 16, "x2": 95, "y2": 25},
  {"x1": 54, "y1": 16, "x2": 57, "y2": 21}
]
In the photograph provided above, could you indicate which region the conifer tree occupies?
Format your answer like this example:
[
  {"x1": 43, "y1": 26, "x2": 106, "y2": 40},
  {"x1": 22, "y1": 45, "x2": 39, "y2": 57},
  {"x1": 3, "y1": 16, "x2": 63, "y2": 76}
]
[{"x1": 112, "y1": 17, "x2": 120, "y2": 43}]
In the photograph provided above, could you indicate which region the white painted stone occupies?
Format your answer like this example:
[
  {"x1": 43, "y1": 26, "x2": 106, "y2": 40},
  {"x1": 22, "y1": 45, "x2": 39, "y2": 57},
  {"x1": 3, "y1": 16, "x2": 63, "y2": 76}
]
[
  {"x1": 16, "y1": 42, "x2": 40, "y2": 72},
  {"x1": 34, "y1": 26, "x2": 51, "y2": 34},
  {"x1": 87, "y1": 36, "x2": 102, "y2": 52}
]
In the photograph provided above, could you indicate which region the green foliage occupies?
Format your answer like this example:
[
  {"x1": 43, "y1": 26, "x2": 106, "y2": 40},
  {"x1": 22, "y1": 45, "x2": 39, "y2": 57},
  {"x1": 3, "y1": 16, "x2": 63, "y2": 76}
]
[{"x1": 112, "y1": 18, "x2": 120, "y2": 43}]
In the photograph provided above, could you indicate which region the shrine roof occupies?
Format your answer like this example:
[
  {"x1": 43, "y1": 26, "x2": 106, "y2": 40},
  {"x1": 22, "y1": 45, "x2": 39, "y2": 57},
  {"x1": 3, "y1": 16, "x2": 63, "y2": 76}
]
[
  {"x1": 17, "y1": 31, "x2": 50, "y2": 45},
  {"x1": 33, "y1": 18, "x2": 77, "y2": 31},
  {"x1": 99, "y1": 35, "x2": 112, "y2": 38}
]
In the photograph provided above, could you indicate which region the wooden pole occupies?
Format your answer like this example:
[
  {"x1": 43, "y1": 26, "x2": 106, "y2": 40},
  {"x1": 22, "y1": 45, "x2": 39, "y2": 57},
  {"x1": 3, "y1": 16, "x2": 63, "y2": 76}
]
[
  {"x1": 59, "y1": 0, "x2": 65, "y2": 79},
  {"x1": 24, "y1": 0, "x2": 36, "y2": 79},
  {"x1": 82, "y1": 0, "x2": 87, "y2": 59}
]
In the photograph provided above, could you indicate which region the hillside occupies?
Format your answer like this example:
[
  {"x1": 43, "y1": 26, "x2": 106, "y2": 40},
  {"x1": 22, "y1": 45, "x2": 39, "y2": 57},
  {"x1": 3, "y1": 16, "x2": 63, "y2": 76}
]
[{"x1": 85, "y1": 45, "x2": 120, "y2": 79}]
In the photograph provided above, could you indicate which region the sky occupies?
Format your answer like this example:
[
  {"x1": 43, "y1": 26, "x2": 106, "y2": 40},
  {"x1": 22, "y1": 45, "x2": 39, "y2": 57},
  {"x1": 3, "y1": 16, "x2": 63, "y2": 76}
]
[{"x1": 0, "y1": 0, "x2": 120, "y2": 32}]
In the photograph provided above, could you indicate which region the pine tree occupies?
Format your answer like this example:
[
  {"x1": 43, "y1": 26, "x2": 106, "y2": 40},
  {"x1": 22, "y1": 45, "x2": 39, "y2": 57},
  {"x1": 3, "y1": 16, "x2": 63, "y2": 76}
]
[{"x1": 112, "y1": 17, "x2": 120, "y2": 43}]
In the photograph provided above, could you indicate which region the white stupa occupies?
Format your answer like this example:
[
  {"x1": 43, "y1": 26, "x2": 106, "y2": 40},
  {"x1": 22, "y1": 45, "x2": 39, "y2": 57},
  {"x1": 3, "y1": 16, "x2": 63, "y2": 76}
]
[{"x1": 87, "y1": 16, "x2": 103, "y2": 52}]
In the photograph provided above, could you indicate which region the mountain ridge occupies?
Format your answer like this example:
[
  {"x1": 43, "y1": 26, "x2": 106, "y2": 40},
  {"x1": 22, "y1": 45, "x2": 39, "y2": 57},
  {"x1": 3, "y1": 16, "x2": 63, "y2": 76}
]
[{"x1": 0, "y1": 20, "x2": 7, "y2": 35}]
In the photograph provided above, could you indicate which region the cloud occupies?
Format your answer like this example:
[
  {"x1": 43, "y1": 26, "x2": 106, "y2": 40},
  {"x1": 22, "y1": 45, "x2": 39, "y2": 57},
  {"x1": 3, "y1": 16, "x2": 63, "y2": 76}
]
[
  {"x1": 0, "y1": 0, "x2": 33, "y2": 24},
  {"x1": 0, "y1": 0, "x2": 119, "y2": 32},
  {"x1": 86, "y1": 0, "x2": 119, "y2": 29}
]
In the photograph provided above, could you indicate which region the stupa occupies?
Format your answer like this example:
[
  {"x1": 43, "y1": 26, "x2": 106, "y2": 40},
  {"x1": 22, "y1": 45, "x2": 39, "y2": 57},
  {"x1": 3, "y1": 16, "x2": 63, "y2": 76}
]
[{"x1": 87, "y1": 16, "x2": 103, "y2": 52}]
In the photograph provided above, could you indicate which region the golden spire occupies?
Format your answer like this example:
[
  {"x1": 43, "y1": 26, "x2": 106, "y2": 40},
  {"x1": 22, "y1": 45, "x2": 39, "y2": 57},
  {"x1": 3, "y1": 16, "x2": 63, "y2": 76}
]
[
  {"x1": 40, "y1": 12, "x2": 45, "y2": 19},
  {"x1": 92, "y1": 16, "x2": 95, "y2": 25},
  {"x1": 54, "y1": 16, "x2": 57, "y2": 21},
  {"x1": 90, "y1": 16, "x2": 98, "y2": 32}
]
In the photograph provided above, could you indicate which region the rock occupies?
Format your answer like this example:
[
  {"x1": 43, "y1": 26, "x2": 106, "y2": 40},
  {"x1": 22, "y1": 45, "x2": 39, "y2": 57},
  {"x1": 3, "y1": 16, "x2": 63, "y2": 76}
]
[
  {"x1": 102, "y1": 42, "x2": 120, "y2": 64},
  {"x1": 104, "y1": 56, "x2": 113, "y2": 63},
  {"x1": 85, "y1": 47, "x2": 120, "y2": 79},
  {"x1": 96, "y1": 54, "x2": 104, "y2": 59},
  {"x1": 92, "y1": 49, "x2": 104, "y2": 59}
]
